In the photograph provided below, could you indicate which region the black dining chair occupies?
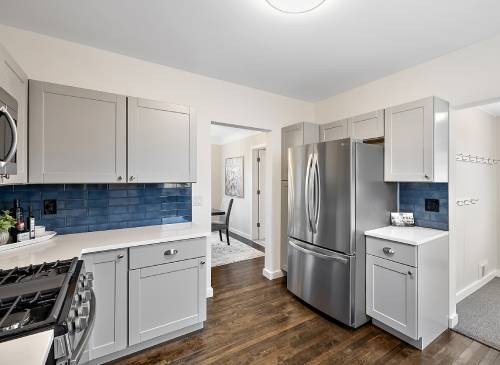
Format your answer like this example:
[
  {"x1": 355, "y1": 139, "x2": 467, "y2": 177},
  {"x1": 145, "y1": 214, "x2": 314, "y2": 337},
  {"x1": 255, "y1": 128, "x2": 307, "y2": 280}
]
[{"x1": 211, "y1": 199, "x2": 234, "y2": 245}]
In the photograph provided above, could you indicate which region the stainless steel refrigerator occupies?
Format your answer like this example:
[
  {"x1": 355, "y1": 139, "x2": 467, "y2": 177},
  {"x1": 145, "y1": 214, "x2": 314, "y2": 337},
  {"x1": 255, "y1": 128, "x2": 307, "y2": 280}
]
[{"x1": 287, "y1": 139, "x2": 396, "y2": 328}]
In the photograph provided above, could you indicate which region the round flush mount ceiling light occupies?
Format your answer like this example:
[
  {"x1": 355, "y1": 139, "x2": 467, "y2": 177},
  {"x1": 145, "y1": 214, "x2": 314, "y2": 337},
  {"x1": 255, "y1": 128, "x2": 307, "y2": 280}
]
[{"x1": 266, "y1": 0, "x2": 326, "y2": 13}]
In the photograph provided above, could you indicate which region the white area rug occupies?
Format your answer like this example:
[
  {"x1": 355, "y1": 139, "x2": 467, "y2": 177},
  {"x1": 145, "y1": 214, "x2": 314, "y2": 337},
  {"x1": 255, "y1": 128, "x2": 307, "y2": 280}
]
[{"x1": 210, "y1": 232, "x2": 264, "y2": 267}]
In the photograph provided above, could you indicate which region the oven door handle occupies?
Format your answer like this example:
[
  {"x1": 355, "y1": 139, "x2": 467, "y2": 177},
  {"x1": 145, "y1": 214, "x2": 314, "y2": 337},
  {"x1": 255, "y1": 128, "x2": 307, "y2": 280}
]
[
  {"x1": 70, "y1": 290, "x2": 96, "y2": 365},
  {"x1": 0, "y1": 105, "x2": 17, "y2": 167}
]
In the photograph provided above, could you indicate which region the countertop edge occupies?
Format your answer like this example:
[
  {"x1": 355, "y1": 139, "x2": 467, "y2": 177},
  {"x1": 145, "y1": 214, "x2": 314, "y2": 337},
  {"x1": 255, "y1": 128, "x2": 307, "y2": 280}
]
[
  {"x1": 80, "y1": 231, "x2": 211, "y2": 255},
  {"x1": 365, "y1": 228, "x2": 449, "y2": 246}
]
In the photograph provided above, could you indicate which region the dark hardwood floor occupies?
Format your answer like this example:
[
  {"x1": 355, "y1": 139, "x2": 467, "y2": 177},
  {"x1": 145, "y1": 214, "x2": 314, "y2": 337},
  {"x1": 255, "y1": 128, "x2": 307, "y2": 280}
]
[{"x1": 112, "y1": 257, "x2": 500, "y2": 365}]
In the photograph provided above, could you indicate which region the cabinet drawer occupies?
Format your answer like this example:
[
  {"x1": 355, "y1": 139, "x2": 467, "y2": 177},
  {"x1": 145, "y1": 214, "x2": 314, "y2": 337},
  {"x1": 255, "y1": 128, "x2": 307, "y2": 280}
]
[
  {"x1": 129, "y1": 237, "x2": 206, "y2": 269},
  {"x1": 366, "y1": 237, "x2": 417, "y2": 267}
]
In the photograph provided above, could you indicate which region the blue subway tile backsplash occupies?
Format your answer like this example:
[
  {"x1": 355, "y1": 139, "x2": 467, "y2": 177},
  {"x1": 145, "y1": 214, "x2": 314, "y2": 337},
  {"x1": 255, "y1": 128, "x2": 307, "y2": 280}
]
[
  {"x1": 399, "y1": 182, "x2": 448, "y2": 231},
  {"x1": 0, "y1": 183, "x2": 192, "y2": 235}
]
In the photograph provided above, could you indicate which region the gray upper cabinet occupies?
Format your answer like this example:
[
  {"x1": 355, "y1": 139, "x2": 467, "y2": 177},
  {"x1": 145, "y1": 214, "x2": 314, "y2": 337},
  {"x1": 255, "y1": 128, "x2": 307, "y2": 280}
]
[
  {"x1": 0, "y1": 44, "x2": 28, "y2": 185},
  {"x1": 281, "y1": 122, "x2": 318, "y2": 180},
  {"x1": 384, "y1": 97, "x2": 448, "y2": 182},
  {"x1": 348, "y1": 110, "x2": 384, "y2": 140},
  {"x1": 127, "y1": 97, "x2": 196, "y2": 183},
  {"x1": 319, "y1": 119, "x2": 348, "y2": 142},
  {"x1": 29, "y1": 81, "x2": 127, "y2": 183},
  {"x1": 83, "y1": 249, "x2": 128, "y2": 361}
]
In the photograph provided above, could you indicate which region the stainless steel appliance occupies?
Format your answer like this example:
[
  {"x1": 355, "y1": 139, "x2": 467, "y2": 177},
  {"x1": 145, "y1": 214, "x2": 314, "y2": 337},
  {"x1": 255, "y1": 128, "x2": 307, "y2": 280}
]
[
  {"x1": 287, "y1": 139, "x2": 396, "y2": 328},
  {"x1": 0, "y1": 258, "x2": 95, "y2": 364},
  {"x1": 0, "y1": 86, "x2": 18, "y2": 177}
]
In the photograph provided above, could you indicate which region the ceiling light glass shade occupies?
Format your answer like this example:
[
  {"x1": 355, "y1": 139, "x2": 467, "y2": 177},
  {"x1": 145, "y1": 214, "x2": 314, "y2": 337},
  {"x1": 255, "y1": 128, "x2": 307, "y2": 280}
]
[{"x1": 266, "y1": 0, "x2": 326, "y2": 13}]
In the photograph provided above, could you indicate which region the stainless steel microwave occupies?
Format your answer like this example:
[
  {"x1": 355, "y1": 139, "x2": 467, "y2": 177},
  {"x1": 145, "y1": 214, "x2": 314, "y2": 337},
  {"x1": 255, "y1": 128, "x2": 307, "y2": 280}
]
[{"x1": 0, "y1": 86, "x2": 18, "y2": 177}]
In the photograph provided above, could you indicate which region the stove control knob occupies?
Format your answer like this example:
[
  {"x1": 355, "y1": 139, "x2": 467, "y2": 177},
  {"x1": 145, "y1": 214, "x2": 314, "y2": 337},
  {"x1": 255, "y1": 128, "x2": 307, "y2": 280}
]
[
  {"x1": 68, "y1": 308, "x2": 78, "y2": 319},
  {"x1": 66, "y1": 320, "x2": 76, "y2": 334},
  {"x1": 74, "y1": 316, "x2": 88, "y2": 332},
  {"x1": 80, "y1": 290, "x2": 91, "y2": 303},
  {"x1": 73, "y1": 293, "x2": 82, "y2": 305},
  {"x1": 77, "y1": 304, "x2": 89, "y2": 317},
  {"x1": 83, "y1": 278, "x2": 93, "y2": 290}
]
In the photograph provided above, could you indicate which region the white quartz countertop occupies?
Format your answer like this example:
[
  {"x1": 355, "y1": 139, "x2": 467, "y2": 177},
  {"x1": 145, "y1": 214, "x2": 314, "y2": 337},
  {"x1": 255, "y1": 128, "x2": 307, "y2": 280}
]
[
  {"x1": 0, "y1": 330, "x2": 53, "y2": 365},
  {"x1": 0, "y1": 223, "x2": 210, "y2": 270},
  {"x1": 365, "y1": 226, "x2": 449, "y2": 246}
]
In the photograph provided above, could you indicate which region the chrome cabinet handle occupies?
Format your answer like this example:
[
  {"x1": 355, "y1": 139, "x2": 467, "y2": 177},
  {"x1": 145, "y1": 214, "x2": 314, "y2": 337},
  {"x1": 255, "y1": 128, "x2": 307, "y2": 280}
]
[
  {"x1": 0, "y1": 106, "x2": 17, "y2": 167},
  {"x1": 164, "y1": 249, "x2": 178, "y2": 256},
  {"x1": 383, "y1": 247, "x2": 395, "y2": 256},
  {"x1": 408, "y1": 270, "x2": 413, "y2": 277},
  {"x1": 117, "y1": 176, "x2": 123, "y2": 181},
  {"x1": 424, "y1": 174, "x2": 430, "y2": 179},
  {"x1": 117, "y1": 254, "x2": 124, "y2": 259},
  {"x1": 200, "y1": 260, "x2": 206, "y2": 265},
  {"x1": 129, "y1": 176, "x2": 135, "y2": 182}
]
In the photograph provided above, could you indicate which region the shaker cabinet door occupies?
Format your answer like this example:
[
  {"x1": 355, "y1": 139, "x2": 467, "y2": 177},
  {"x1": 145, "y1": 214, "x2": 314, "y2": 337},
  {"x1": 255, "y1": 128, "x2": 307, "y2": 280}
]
[
  {"x1": 366, "y1": 254, "x2": 418, "y2": 340},
  {"x1": 348, "y1": 110, "x2": 384, "y2": 140},
  {"x1": 129, "y1": 257, "x2": 206, "y2": 345},
  {"x1": 29, "y1": 81, "x2": 127, "y2": 183},
  {"x1": 384, "y1": 97, "x2": 434, "y2": 182},
  {"x1": 127, "y1": 97, "x2": 196, "y2": 183},
  {"x1": 83, "y1": 249, "x2": 128, "y2": 361},
  {"x1": 320, "y1": 120, "x2": 349, "y2": 142}
]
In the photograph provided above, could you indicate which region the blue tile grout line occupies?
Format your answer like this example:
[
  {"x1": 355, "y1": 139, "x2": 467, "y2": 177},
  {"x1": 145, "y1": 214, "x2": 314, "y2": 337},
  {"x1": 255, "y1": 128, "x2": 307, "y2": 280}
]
[
  {"x1": 0, "y1": 183, "x2": 192, "y2": 235},
  {"x1": 399, "y1": 182, "x2": 449, "y2": 231}
]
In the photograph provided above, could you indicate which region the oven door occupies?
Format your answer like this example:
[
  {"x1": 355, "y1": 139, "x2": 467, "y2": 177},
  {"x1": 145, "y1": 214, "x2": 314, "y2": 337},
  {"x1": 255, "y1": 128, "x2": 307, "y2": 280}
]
[{"x1": 0, "y1": 87, "x2": 18, "y2": 176}]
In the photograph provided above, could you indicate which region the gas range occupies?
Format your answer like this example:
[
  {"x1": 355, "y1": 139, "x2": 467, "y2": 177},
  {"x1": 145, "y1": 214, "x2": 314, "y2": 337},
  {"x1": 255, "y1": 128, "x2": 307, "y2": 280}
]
[{"x1": 0, "y1": 258, "x2": 95, "y2": 364}]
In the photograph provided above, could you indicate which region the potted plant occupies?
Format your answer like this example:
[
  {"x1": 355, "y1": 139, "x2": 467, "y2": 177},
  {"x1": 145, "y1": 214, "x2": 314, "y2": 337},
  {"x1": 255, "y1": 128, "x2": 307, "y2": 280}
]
[{"x1": 0, "y1": 211, "x2": 15, "y2": 245}]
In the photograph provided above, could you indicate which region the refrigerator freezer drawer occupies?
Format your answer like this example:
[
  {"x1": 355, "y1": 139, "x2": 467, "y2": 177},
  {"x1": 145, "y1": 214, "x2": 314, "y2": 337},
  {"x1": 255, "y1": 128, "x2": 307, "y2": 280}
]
[{"x1": 287, "y1": 239, "x2": 354, "y2": 326}]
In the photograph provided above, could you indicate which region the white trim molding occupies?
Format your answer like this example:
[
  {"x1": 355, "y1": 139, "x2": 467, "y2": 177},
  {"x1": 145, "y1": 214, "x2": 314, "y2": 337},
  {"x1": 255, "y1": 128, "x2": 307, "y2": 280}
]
[
  {"x1": 455, "y1": 270, "x2": 499, "y2": 303},
  {"x1": 448, "y1": 313, "x2": 458, "y2": 328},
  {"x1": 206, "y1": 286, "x2": 214, "y2": 298},
  {"x1": 262, "y1": 268, "x2": 284, "y2": 280}
]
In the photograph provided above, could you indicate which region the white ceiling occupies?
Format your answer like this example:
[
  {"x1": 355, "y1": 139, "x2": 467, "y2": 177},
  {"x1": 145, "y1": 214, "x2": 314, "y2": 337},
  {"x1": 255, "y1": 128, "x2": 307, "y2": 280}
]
[
  {"x1": 210, "y1": 124, "x2": 264, "y2": 145},
  {"x1": 1, "y1": 1, "x2": 500, "y2": 101},
  {"x1": 479, "y1": 102, "x2": 500, "y2": 117}
]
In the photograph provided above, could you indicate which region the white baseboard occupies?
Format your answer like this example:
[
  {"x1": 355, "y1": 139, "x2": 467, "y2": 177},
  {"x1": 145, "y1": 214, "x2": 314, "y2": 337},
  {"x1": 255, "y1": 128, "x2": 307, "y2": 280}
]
[
  {"x1": 229, "y1": 228, "x2": 252, "y2": 240},
  {"x1": 456, "y1": 270, "x2": 499, "y2": 303},
  {"x1": 262, "y1": 268, "x2": 284, "y2": 280},
  {"x1": 448, "y1": 313, "x2": 458, "y2": 328},
  {"x1": 206, "y1": 286, "x2": 214, "y2": 298}
]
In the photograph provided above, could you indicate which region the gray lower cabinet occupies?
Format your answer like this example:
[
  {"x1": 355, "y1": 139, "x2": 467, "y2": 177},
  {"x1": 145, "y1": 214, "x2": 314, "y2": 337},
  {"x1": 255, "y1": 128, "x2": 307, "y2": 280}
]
[
  {"x1": 83, "y1": 249, "x2": 128, "y2": 361},
  {"x1": 129, "y1": 257, "x2": 207, "y2": 345}
]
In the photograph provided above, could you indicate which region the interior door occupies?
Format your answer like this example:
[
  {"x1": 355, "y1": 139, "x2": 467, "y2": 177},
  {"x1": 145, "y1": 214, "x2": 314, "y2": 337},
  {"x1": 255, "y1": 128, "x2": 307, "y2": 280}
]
[
  {"x1": 313, "y1": 139, "x2": 354, "y2": 254},
  {"x1": 257, "y1": 148, "x2": 265, "y2": 240},
  {"x1": 288, "y1": 143, "x2": 314, "y2": 244}
]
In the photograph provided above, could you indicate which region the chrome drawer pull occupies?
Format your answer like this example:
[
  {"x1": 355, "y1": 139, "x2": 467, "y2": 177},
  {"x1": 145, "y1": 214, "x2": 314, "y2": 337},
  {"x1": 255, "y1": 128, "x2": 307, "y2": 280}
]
[
  {"x1": 164, "y1": 249, "x2": 178, "y2": 256},
  {"x1": 383, "y1": 247, "x2": 395, "y2": 256}
]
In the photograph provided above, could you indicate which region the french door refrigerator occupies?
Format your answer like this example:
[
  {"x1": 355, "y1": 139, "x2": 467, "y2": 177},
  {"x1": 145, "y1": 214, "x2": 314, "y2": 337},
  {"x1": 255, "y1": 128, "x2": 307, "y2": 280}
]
[{"x1": 287, "y1": 139, "x2": 396, "y2": 328}]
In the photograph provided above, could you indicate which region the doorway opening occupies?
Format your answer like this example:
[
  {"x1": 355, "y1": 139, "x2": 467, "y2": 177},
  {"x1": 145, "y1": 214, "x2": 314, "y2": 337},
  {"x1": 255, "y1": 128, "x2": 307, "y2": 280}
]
[
  {"x1": 210, "y1": 121, "x2": 270, "y2": 268},
  {"x1": 450, "y1": 98, "x2": 500, "y2": 350}
]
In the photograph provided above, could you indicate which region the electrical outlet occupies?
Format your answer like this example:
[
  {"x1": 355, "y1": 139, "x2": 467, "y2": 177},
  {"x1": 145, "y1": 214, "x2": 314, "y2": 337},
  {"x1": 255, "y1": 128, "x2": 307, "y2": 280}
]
[
  {"x1": 192, "y1": 195, "x2": 203, "y2": 207},
  {"x1": 425, "y1": 199, "x2": 440, "y2": 212},
  {"x1": 43, "y1": 199, "x2": 57, "y2": 215},
  {"x1": 478, "y1": 261, "x2": 487, "y2": 279}
]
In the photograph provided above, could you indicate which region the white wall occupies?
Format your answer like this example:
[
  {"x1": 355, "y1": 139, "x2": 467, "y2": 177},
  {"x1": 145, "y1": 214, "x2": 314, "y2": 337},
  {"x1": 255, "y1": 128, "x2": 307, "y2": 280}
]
[
  {"x1": 315, "y1": 32, "x2": 500, "y2": 123},
  {"x1": 211, "y1": 144, "x2": 223, "y2": 209},
  {"x1": 0, "y1": 25, "x2": 314, "y2": 285},
  {"x1": 212, "y1": 133, "x2": 267, "y2": 239},
  {"x1": 451, "y1": 107, "x2": 498, "y2": 299}
]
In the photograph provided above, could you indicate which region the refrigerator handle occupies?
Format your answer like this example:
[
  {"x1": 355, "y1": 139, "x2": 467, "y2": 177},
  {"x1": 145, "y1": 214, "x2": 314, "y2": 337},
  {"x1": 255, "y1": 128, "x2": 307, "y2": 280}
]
[
  {"x1": 312, "y1": 153, "x2": 320, "y2": 233},
  {"x1": 289, "y1": 240, "x2": 349, "y2": 264},
  {"x1": 304, "y1": 153, "x2": 314, "y2": 232}
]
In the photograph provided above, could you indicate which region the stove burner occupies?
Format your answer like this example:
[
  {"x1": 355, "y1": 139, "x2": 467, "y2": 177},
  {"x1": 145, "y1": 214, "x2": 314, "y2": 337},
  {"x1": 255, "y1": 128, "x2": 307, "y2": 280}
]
[{"x1": 0, "y1": 260, "x2": 73, "y2": 286}]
